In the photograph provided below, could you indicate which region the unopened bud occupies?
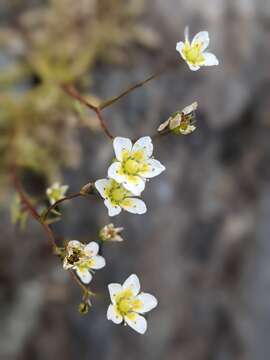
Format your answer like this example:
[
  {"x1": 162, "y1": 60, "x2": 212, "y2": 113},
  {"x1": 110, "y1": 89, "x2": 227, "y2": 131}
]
[
  {"x1": 78, "y1": 302, "x2": 90, "y2": 315},
  {"x1": 99, "y1": 223, "x2": 124, "y2": 242},
  {"x1": 80, "y1": 182, "x2": 94, "y2": 195}
]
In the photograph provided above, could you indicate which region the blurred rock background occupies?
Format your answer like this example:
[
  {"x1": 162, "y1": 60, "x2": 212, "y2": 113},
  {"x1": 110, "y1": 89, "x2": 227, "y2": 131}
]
[{"x1": 1, "y1": 0, "x2": 270, "y2": 359}]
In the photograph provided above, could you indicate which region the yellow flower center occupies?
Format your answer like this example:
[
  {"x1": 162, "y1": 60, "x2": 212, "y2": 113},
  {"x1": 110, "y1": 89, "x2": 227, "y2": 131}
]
[
  {"x1": 50, "y1": 189, "x2": 62, "y2": 201},
  {"x1": 183, "y1": 41, "x2": 205, "y2": 65},
  {"x1": 115, "y1": 289, "x2": 142, "y2": 316},
  {"x1": 124, "y1": 159, "x2": 139, "y2": 175},
  {"x1": 111, "y1": 188, "x2": 125, "y2": 202},
  {"x1": 118, "y1": 299, "x2": 132, "y2": 314}
]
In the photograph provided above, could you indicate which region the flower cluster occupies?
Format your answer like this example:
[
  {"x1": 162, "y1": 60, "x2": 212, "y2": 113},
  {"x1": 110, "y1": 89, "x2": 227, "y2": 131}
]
[
  {"x1": 95, "y1": 136, "x2": 165, "y2": 216},
  {"x1": 42, "y1": 26, "x2": 220, "y2": 336},
  {"x1": 61, "y1": 231, "x2": 157, "y2": 334}
]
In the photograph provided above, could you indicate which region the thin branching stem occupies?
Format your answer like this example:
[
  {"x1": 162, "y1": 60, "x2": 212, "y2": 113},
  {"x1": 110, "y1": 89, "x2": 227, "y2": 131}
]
[
  {"x1": 10, "y1": 165, "x2": 93, "y2": 296},
  {"x1": 62, "y1": 60, "x2": 178, "y2": 140},
  {"x1": 99, "y1": 59, "x2": 179, "y2": 110},
  {"x1": 11, "y1": 166, "x2": 57, "y2": 249},
  {"x1": 69, "y1": 271, "x2": 94, "y2": 296},
  {"x1": 11, "y1": 166, "x2": 40, "y2": 220},
  {"x1": 61, "y1": 84, "x2": 114, "y2": 139},
  {"x1": 99, "y1": 68, "x2": 165, "y2": 110},
  {"x1": 95, "y1": 107, "x2": 113, "y2": 139},
  {"x1": 43, "y1": 192, "x2": 83, "y2": 222}
]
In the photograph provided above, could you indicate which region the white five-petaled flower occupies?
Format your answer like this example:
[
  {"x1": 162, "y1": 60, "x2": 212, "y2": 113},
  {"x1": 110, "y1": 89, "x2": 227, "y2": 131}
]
[
  {"x1": 108, "y1": 136, "x2": 165, "y2": 196},
  {"x1": 107, "y1": 274, "x2": 158, "y2": 334},
  {"x1": 63, "y1": 240, "x2": 106, "y2": 284},
  {"x1": 46, "y1": 182, "x2": 69, "y2": 205},
  {"x1": 95, "y1": 179, "x2": 146, "y2": 217},
  {"x1": 176, "y1": 27, "x2": 219, "y2": 71}
]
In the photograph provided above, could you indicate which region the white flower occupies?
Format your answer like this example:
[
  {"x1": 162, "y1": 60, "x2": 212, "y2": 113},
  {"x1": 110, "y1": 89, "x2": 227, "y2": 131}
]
[
  {"x1": 176, "y1": 27, "x2": 219, "y2": 71},
  {"x1": 108, "y1": 136, "x2": 165, "y2": 196},
  {"x1": 63, "y1": 240, "x2": 106, "y2": 284},
  {"x1": 46, "y1": 182, "x2": 69, "y2": 205},
  {"x1": 95, "y1": 179, "x2": 147, "y2": 217},
  {"x1": 99, "y1": 223, "x2": 124, "y2": 242},
  {"x1": 158, "y1": 102, "x2": 198, "y2": 135},
  {"x1": 107, "y1": 274, "x2": 158, "y2": 334}
]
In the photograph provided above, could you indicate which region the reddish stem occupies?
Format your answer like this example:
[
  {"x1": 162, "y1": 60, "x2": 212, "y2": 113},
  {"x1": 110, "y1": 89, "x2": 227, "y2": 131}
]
[
  {"x1": 10, "y1": 166, "x2": 92, "y2": 295},
  {"x1": 61, "y1": 84, "x2": 114, "y2": 139}
]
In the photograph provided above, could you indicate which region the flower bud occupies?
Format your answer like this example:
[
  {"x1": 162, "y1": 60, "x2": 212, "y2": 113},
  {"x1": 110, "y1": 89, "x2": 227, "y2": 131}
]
[
  {"x1": 80, "y1": 182, "x2": 94, "y2": 195},
  {"x1": 78, "y1": 302, "x2": 90, "y2": 315},
  {"x1": 99, "y1": 223, "x2": 124, "y2": 242}
]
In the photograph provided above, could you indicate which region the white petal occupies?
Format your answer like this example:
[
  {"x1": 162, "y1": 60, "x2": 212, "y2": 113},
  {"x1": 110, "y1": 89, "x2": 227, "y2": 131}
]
[
  {"x1": 132, "y1": 136, "x2": 153, "y2": 158},
  {"x1": 104, "y1": 199, "x2": 122, "y2": 217},
  {"x1": 139, "y1": 159, "x2": 165, "y2": 178},
  {"x1": 63, "y1": 258, "x2": 73, "y2": 270},
  {"x1": 158, "y1": 118, "x2": 170, "y2": 132},
  {"x1": 181, "y1": 125, "x2": 196, "y2": 135},
  {"x1": 76, "y1": 268, "x2": 92, "y2": 284},
  {"x1": 108, "y1": 283, "x2": 123, "y2": 304},
  {"x1": 84, "y1": 241, "x2": 99, "y2": 257},
  {"x1": 108, "y1": 162, "x2": 126, "y2": 183},
  {"x1": 68, "y1": 240, "x2": 83, "y2": 249},
  {"x1": 176, "y1": 41, "x2": 184, "y2": 56},
  {"x1": 191, "y1": 31, "x2": 209, "y2": 51},
  {"x1": 61, "y1": 185, "x2": 69, "y2": 194},
  {"x1": 122, "y1": 176, "x2": 145, "y2": 196},
  {"x1": 91, "y1": 255, "x2": 106, "y2": 269},
  {"x1": 203, "y1": 52, "x2": 219, "y2": 66},
  {"x1": 184, "y1": 26, "x2": 189, "y2": 42},
  {"x1": 48, "y1": 198, "x2": 56, "y2": 205},
  {"x1": 95, "y1": 179, "x2": 112, "y2": 199},
  {"x1": 51, "y1": 182, "x2": 60, "y2": 189},
  {"x1": 120, "y1": 198, "x2": 147, "y2": 215},
  {"x1": 182, "y1": 102, "x2": 198, "y2": 115},
  {"x1": 107, "y1": 304, "x2": 123, "y2": 324},
  {"x1": 170, "y1": 114, "x2": 182, "y2": 130},
  {"x1": 187, "y1": 62, "x2": 200, "y2": 71},
  {"x1": 113, "y1": 137, "x2": 132, "y2": 161},
  {"x1": 136, "y1": 293, "x2": 158, "y2": 313},
  {"x1": 125, "y1": 313, "x2": 147, "y2": 334},
  {"x1": 123, "y1": 274, "x2": 140, "y2": 296}
]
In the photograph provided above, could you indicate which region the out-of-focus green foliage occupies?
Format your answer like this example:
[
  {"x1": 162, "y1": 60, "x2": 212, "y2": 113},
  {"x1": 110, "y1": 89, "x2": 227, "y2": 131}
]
[
  {"x1": 10, "y1": 194, "x2": 29, "y2": 230},
  {"x1": 0, "y1": 0, "x2": 160, "y2": 194}
]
